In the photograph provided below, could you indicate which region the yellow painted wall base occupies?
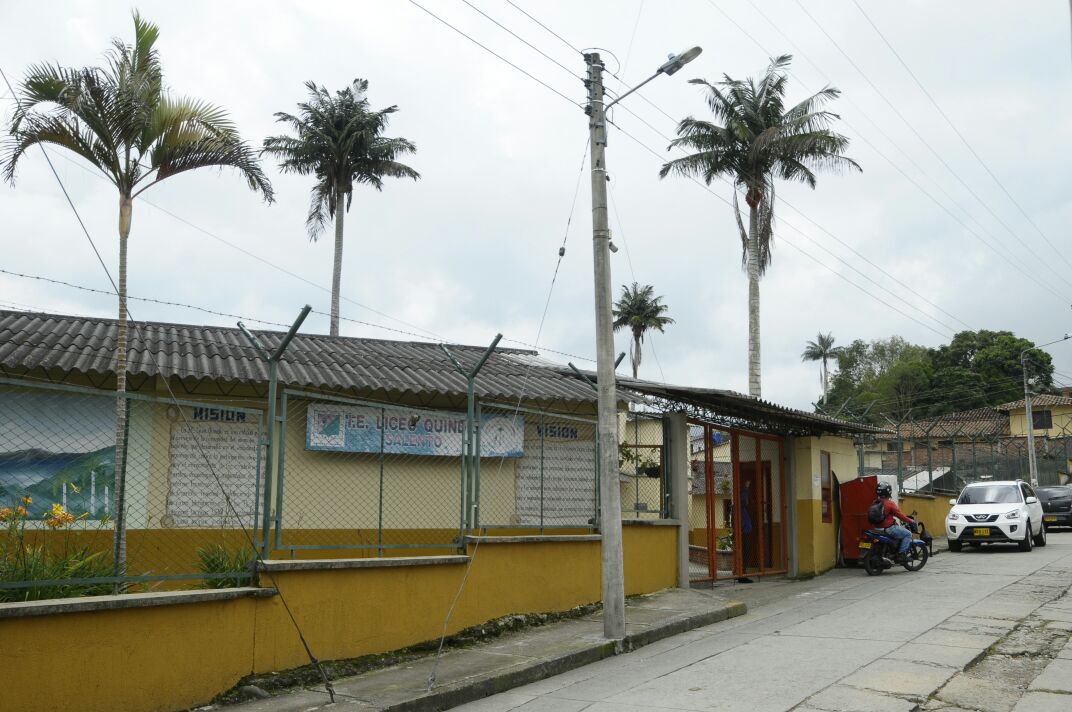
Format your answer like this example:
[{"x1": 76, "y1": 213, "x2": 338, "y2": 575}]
[{"x1": 0, "y1": 526, "x2": 678, "y2": 712}]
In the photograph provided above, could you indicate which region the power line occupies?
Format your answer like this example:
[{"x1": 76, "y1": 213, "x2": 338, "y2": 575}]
[
  {"x1": 700, "y1": 0, "x2": 1062, "y2": 315},
  {"x1": 407, "y1": 0, "x2": 581, "y2": 107},
  {"x1": 503, "y1": 0, "x2": 582, "y2": 56},
  {"x1": 852, "y1": 0, "x2": 1072, "y2": 274},
  {"x1": 792, "y1": 0, "x2": 1072, "y2": 294},
  {"x1": 456, "y1": 0, "x2": 580, "y2": 81}
]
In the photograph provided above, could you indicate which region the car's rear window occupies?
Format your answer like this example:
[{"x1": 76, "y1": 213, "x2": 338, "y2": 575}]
[
  {"x1": 958, "y1": 485, "x2": 1021, "y2": 505},
  {"x1": 1037, "y1": 487, "x2": 1072, "y2": 501}
]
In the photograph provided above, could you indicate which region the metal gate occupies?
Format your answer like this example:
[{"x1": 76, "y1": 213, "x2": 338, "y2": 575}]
[{"x1": 688, "y1": 421, "x2": 788, "y2": 583}]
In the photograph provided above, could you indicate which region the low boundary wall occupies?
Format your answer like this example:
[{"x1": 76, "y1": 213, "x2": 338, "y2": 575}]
[{"x1": 0, "y1": 524, "x2": 679, "y2": 712}]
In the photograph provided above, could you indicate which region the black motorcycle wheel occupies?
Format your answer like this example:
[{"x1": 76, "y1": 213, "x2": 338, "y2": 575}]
[
  {"x1": 903, "y1": 545, "x2": 929, "y2": 571},
  {"x1": 863, "y1": 551, "x2": 884, "y2": 576}
]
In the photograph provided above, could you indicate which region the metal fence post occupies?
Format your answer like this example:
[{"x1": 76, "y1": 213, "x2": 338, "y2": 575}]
[
  {"x1": 378, "y1": 406, "x2": 386, "y2": 557},
  {"x1": 238, "y1": 305, "x2": 311, "y2": 563},
  {"x1": 440, "y1": 334, "x2": 501, "y2": 538},
  {"x1": 539, "y1": 412, "x2": 545, "y2": 533}
]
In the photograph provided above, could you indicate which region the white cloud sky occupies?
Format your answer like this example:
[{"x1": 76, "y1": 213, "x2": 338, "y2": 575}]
[{"x1": 1, "y1": 0, "x2": 1071, "y2": 413}]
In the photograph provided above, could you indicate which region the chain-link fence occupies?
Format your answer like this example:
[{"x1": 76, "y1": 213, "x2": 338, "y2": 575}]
[
  {"x1": 620, "y1": 411, "x2": 666, "y2": 520},
  {"x1": 859, "y1": 430, "x2": 1072, "y2": 495},
  {"x1": 476, "y1": 402, "x2": 598, "y2": 531},
  {"x1": 275, "y1": 389, "x2": 468, "y2": 556},
  {"x1": 0, "y1": 377, "x2": 262, "y2": 601}
]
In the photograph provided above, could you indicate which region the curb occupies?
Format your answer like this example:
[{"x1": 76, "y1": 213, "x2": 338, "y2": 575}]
[{"x1": 384, "y1": 600, "x2": 748, "y2": 711}]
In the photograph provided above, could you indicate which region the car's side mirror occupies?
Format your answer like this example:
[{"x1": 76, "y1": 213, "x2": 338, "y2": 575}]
[
  {"x1": 1026, "y1": 496, "x2": 1039, "y2": 504},
  {"x1": 948, "y1": 499, "x2": 957, "y2": 506}
]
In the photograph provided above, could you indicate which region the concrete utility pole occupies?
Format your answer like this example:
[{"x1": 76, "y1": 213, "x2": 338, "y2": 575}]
[
  {"x1": 585, "y1": 51, "x2": 626, "y2": 640},
  {"x1": 582, "y1": 44, "x2": 702, "y2": 641},
  {"x1": 1022, "y1": 351, "x2": 1040, "y2": 487}
]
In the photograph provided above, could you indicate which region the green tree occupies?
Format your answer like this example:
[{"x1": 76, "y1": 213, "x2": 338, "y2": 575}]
[
  {"x1": 612, "y1": 283, "x2": 675, "y2": 379},
  {"x1": 801, "y1": 332, "x2": 842, "y2": 399},
  {"x1": 263, "y1": 80, "x2": 420, "y2": 337},
  {"x1": 1, "y1": 12, "x2": 272, "y2": 570},
  {"x1": 659, "y1": 55, "x2": 860, "y2": 398}
]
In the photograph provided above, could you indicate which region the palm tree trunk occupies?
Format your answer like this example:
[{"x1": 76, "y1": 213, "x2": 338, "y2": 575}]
[
  {"x1": 632, "y1": 332, "x2": 641, "y2": 379},
  {"x1": 747, "y1": 203, "x2": 761, "y2": 398},
  {"x1": 330, "y1": 188, "x2": 345, "y2": 337},
  {"x1": 821, "y1": 356, "x2": 829, "y2": 398},
  {"x1": 112, "y1": 195, "x2": 132, "y2": 583}
]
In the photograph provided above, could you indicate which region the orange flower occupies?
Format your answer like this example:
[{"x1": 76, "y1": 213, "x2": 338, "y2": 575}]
[
  {"x1": 0, "y1": 507, "x2": 12, "y2": 522},
  {"x1": 15, "y1": 506, "x2": 28, "y2": 517},
  {"x1": 21, "y1": 495, "x2": 32, "y2": 505}
]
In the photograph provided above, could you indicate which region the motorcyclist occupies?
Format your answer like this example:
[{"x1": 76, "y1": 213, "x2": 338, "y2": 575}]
[{"x1": 875, "y1": 482, "x2": 914, "y2": 563}]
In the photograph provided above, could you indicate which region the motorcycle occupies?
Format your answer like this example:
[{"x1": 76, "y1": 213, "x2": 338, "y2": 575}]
[{"x1": 858, "y1": 513, "x2": 931, "y2": 576}]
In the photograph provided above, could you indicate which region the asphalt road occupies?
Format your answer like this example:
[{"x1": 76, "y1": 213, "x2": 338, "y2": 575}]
[{"x1": 454, "y1": 533, "x2": 1072, "y2": 712}]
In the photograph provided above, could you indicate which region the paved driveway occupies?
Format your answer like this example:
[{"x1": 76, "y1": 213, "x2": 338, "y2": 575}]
[{"x1": 455, "y1": 534, "x2": 1072, "y2": 712}]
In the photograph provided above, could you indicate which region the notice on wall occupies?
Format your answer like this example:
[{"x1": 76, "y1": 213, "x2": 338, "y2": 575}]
[
  {"x1": 166, "y1": 409, "x2": 261, "y2": 528},
  {"x1": 516, "y1": 419, "x2": 597, "y2": 526},
  {"x1": 305, "y1": 403, "x2": 524, "y2": 458}
]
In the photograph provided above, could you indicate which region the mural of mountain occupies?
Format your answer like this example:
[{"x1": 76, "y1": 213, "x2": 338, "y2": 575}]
[{"x1": 0, "y1": 447, "x2": 114, "y2": 518}]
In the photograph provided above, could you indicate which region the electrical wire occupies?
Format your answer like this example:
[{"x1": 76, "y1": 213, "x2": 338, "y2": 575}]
[
  {"x1": 456, "y1": 0, "x2": 581, "y2": 81},
  {"x1": 852, "y1": 0, "x2": 1072, "y2": 273},
  {"x1": 407, "y1": 0, "x2": 582, "y2": 108},
  {"x1": 793, "y1": 0, "x2": 1072, "y2": 294}
]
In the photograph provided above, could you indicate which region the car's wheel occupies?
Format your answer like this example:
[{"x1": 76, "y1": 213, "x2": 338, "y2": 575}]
[
  {"x1": 1034, "y1": 521, "x2": 1047, "y2": 547},
  {"x1": 1019, "y1": 522, "x2": 1034, "y2": 552},
  {"x1": 948, "y1": 539, "x2": 963, "y2": 552}
]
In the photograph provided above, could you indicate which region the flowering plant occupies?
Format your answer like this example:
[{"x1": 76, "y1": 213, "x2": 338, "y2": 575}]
[{"x1": 0, "y1": 496, "x2": 112, "y2": 602}]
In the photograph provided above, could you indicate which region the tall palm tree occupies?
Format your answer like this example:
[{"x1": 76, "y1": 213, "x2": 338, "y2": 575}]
[
  {"x1": 659, "y1": 55, "x2": 859, "y2": 398},
  {"x1": 263, "y1": 80, "x2": 419, "y2": 337},
  {"x1": 1, "y1": 12, "x2": 273, "y2": 571},
  {"x1": 612, "y1": 283, "x2": 675, "y2": 379},
  {"x1": 802, "y1": 332, "x2": 843, "y2": 398}
]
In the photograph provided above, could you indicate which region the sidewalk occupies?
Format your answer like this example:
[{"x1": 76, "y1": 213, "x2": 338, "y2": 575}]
[{"x1": 210, "y1": 588, "x2": 745, "y2": 712}]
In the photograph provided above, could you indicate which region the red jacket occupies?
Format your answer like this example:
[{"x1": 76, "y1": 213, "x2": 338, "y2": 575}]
[{"x1": 880, "y1": 498, "x2": 910, "y2": 529}]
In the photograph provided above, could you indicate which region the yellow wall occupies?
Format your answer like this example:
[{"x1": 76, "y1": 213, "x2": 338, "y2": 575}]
[
  {"x1": 793, "y1": 435, "x2": 858, "y2": 577},
  {"x1": 901, "y1": 494, "x2": 952, "y2": 534},
  {"x1": 0, "y1": 526, "x2": 678, "y2": 712},
  {"x1": 1008, "y1": 405, "x2": 1072, "y2": 438}
]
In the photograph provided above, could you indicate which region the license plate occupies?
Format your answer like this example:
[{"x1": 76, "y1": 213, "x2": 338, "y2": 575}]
[
  {"x1": 1045, "y1": 516, "x2": 1057, "y2": 522},
  {"x1": 973, "y1": 527, "x2": 991, "y2": 536},
  {"x1": 858, "y1": 541, "x2": 871, "y2": 549}
]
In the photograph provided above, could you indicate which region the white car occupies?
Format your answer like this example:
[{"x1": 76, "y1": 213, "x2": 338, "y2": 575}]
[{"x1": 946, "y1": 480, "x2": 1047, "y2": 552}]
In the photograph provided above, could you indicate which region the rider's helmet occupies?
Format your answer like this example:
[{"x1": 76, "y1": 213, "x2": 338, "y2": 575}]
[{"x1": 876, "y1": 482, "x2": 893, "y2": 499}]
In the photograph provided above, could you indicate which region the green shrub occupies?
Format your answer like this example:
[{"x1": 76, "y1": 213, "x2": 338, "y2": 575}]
[
  {"x1": 196, "y1": 544, "x2": 254, "y2": 589},
  {"x1": 0, "y1": 498, "x2": 113, "y2": 602}
]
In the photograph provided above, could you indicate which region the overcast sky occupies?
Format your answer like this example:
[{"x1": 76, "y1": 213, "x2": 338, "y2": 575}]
[{"x1": 1, "y1": 0, "x2": 1070, "y2": 414}]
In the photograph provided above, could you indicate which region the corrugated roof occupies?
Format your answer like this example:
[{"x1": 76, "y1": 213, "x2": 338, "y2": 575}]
[
  {"x1": 997, "y1": 395, "x2": 1072, "y2": 411},
  {"x1": 0, "y1": 309, "x2": 599, "y2": 404},
  {"x1": 585, "y1": 373, "x2": 888, "y2": 436}
]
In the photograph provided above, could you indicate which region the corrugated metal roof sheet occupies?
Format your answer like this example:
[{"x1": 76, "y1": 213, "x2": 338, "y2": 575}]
[
  {"x1": 587, "y1": 372, "x2": 888, "y2": 436},
  {"x1": 0, "y1": 309, "x2": 599, "y2": 404},
  {"x1": 891, "y1": 407, "x2": 1010, "y2": 439}
]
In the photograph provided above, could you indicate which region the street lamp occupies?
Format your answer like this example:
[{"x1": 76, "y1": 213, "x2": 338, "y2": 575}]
[
  {"x1": 1021, "y1": 333, "x2": 1071, "y2": 487},
  {"x1": 584, "y1": 46, "x2": 700, "y2": 640}
]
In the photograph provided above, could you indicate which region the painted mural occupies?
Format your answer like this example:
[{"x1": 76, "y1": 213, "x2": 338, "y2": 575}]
[{"x1": 0, "y1": 389, "x2": 115, "y2": 519}]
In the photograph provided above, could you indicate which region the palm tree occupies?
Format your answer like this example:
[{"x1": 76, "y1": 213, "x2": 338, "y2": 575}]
[
  {"x1": 612, "y1": 283, "x2": 675, "y2": 379},
  {"x1": 802, "y1": 332, "x2": 843, "y2": 398},
  {"x1": 659, "y1": 55, "x2": 859, "y2": 398},
  {"x1": 1, "y1": 12, "x2": 273, "y2": 571},
  {"x1": 263, "y1": 80, "x2": 420, "y2": 337}
]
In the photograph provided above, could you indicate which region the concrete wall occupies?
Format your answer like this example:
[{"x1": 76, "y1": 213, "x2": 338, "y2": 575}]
[
  {"x1": 0, "y1": 524, "x2": 679, "y2": 712},
  {"x1": 792, "y1": 434, "x2": 858, "y2": 577}
]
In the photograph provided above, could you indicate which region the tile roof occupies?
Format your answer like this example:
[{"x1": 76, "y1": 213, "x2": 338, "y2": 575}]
[
  {"x1": 891, "y1": 407, "x2": 1009, "y2": 439},
  {"x1": 0, "y1": 309, "x2": 599, "y2": 405},
  {"x1": 996, "y1": 394, "x2": 1072, "y2": 411}
]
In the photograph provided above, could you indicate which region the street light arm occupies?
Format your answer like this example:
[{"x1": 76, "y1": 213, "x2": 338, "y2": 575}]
[{"x1": 605, "y1": 72, "x2": 659, "y2": 110}]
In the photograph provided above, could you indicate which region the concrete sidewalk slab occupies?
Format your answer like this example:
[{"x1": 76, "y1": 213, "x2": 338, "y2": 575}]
[{"x1": 214, "y1": 588, "x2": 745, "y2": 712}]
